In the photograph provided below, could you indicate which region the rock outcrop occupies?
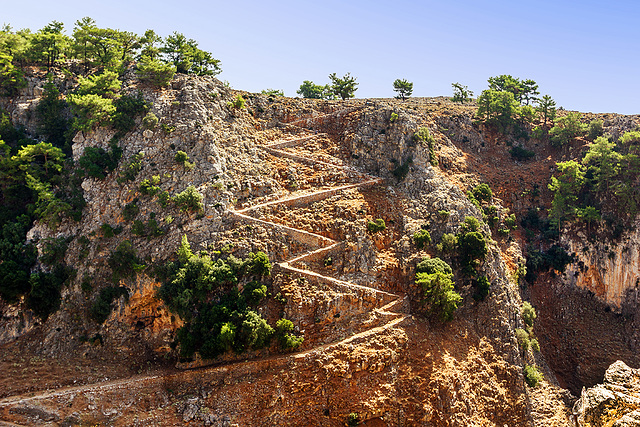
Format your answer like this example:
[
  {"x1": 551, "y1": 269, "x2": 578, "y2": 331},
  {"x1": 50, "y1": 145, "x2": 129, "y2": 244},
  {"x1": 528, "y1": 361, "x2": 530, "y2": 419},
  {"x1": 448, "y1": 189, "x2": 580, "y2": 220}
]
[{"x1": 574, "y1": 360, "x2": 640, "y2": 426}]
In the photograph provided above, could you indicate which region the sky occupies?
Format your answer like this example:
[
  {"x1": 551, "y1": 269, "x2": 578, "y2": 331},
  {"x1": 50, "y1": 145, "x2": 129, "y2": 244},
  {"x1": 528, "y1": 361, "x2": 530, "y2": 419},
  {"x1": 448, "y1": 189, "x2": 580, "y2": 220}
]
[{"x1": 3, "y1": 0, "x2": 639, "y2": 114}]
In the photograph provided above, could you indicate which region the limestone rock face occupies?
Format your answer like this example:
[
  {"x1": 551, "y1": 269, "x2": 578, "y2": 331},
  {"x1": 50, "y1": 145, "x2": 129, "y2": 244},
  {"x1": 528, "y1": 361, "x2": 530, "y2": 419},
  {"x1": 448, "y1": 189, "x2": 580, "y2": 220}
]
[
  {"x1": 562, "y1": 223, "x2": 640, "y2": 309},
  {"x1": 574, "y1": 361, "x2": 640, "y2": 426}
]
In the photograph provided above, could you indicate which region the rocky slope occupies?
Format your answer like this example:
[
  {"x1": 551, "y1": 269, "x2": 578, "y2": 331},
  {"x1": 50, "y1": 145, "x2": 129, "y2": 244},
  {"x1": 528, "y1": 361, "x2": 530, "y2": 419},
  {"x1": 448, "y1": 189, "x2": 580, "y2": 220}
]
[{"x1": 0, "y1": 69, "x2": 637, "y2": 425}]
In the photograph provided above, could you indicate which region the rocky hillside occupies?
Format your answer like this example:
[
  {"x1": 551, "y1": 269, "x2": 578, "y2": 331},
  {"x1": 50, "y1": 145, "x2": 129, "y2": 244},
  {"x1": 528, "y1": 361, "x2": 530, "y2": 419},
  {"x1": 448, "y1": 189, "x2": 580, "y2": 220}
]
[{"x1": 0, "y1": 67, "x2": 638, "y2": 426}]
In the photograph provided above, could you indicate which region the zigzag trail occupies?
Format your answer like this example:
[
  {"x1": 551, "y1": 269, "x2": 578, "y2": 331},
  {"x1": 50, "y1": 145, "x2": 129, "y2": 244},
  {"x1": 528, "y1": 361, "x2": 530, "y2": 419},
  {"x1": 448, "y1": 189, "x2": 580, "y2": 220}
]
[
  {"x1": 0, "y1": 116, "x2": 410, "y2": 415},
  {"x1": 229, "y1": 122, "x2": 409, "y2": 335}
]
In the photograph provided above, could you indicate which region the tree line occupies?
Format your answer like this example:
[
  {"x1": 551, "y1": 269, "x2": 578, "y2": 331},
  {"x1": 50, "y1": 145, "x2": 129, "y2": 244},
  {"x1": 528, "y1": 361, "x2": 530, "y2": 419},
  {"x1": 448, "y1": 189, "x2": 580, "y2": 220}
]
[{"x1": 0, "y1": 18, "x2": 220, "y2": 95}]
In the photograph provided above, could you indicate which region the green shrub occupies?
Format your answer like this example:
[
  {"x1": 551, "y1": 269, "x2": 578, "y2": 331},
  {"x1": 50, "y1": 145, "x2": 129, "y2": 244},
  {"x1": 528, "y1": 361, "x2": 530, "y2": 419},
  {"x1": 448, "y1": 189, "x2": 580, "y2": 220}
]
[
  {"x1": 516, "y1": 328, "x2": 530, "y2": 351},
  {"x1": 392, "y1": 157, "x2": 412, "y2": 181},
  {"x1": 347, "y1": 412, "x2": 360, "y2": 427},
  {"x1": 510, "y1": 146, "x2": 535, "y2": 161},
  {"x1": 504, "y1": 213, "x2": 518, "y2": 229},
  {"x1": 242, "y1": 280, "x2": 267, "y2": 306},
  {"x1": 112, "y1": 93, "x2": 148, "y2": 137},
  {"x1": 40, "y1": 236, "x2": 70, "y2": 266},
  {"x1": 230, "y1": 94, "x2": 245, "y2": 109},
  {"x1": 100, "y1": 223, "x2": 122, "y2": 238},
  {"x1": 161, "y1": 123, "x2": 176, "y2": 134},
  {"x1": 78, "y1": 235, "x2": 90, "y2": 260},
  {"x1": 136, "y1": 58, "x2": 176, "y2": 88},
  {"x1": 413, "y1": 127, "x2": 437, "y2": 166},
  {"x1": 117, "y1": 152, "x2": 144, "y2": 183},
  {"x1": 35, "y1": 79, "x2": 69, "y2": 148},
  {"x1": 415, "y1": 258, "x2": 461, "y2": 322},
  {"x1": 81, "y1": 274, "x2": 93, "y2": 293},
  {"x1": 390, "y1": 112, "x2": 399, "y2": 122},
  {"x1": 107, "y1": 240, "x2": 144, "y2": 282},
  {"x1": 524, "y1": 364, "x2": 543, "y2": 387},
  {"x1": 173, "y1": 185, "x2": 204, "y2": 213},
  {"x1": 436, "y1": 233, "x2": 458, "y2": 255},
  {"x1": 90, "y1": 285, "x2": 129, "y2": 323},
  {"x1": 587, "y1": 119, "x2": 604, "y2": 141},
  {"x1": 275, "y1": 318, "x2": 304, "y2": 351},
  {"x1": 531, "y1": 338, "x2": 540, "y2": 352},
  {"x1": 142, "y1": 112, "x2": 159, "y2": 129},
  {"x1": 461, "y1": 216, "x2": 480, "y2": 233},
  {"x1": 157, "y1": 190, "x2": 171, "y2": 208},
  {"x1": 367, "y1": 218, "x2": 386, "y2": 233},
  {"x1": 416, "y1": 257, "x2": 452, "y2": 276},
  {"x1": 473, "y1": 275, "x2": 490, "y2": 301},
  {"x1": 122, "y1": 201, "x2": 140, "y2": 221},
  {"x1": 159, "y1": 241, "x2": 278, "y2": 359},
  {"x1": 472, "y1": 183, "x2": 492, "y2": 203},
  {"x1": 522, "y1": 302, "x2": 537, "y2": 327},
  {"x1": 77, "y1": 142, "x2": 122, "y2": 179},
  {"x1": 549, "y1": 112, "x2": 587, "y2": 146},
  {"x1": 413, "y1": 229, "x2": 432, "y2": 249},
  {"x1": 174, "y1": 150, "x2": 189, "y2": 163},
  {"x1": 458, "y1": 230, "x2": 487, "y2": 276},
  {"x1": 132, "y1": 220, "x2": 146, "y2": 236},
  {"x1": 261, "y1": 89, "x2": 284, "y2": 97},
  {"x1": 68, "y1": 93, "x2": 116, "y2": 131},
  {"x1": 438, "y1": 210, "x2": 450, "y2": 220},
  {"x1": 140, "y1": 176, "x2": 161, "y2": 196},
  {"x1": 26, "y1": 265, "x2": 70, "y2": 320}
]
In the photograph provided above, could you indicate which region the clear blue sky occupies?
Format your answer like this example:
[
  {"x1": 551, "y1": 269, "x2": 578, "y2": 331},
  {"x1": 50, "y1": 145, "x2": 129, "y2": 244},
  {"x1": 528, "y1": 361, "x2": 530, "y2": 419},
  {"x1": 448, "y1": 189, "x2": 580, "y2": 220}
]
[{"x1": 4, "y1": 0, "x2": 639, "y2": 114}]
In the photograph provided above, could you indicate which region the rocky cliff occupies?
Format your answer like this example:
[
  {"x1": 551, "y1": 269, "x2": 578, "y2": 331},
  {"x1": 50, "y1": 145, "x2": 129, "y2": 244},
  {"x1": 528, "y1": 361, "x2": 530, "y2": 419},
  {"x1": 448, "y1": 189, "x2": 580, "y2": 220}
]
[{"x1": 0, "y1": 69, "x2": 637, "y2": 426}]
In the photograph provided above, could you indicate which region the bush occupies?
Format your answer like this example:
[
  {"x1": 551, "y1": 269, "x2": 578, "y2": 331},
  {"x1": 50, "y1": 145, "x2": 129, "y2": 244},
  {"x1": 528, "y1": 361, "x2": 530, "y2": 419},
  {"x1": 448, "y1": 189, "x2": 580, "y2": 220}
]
[
  {"x1": 26, "y1": 265, "x2": 70, "y2": 320},
  {"x1": 275, "y1": 318, "x2": 304, "y2": 351},
  {"x1": 347, "y1": 412, "x2": 360, "y2": 427},
  {"x1": 415, "y1": 258, "x2": 461, "y2": 322},
  {"x1": 367, "y1": 219, "x2": 386, "y2": 233},
  {"x1": 242, "y1": 280, "x2": 267, "y2": 306},
  {"x1": 413, "y1": 127, "x2": 437, "y2": 166},
  {"x1": 117, "y1": 152, "x2": 144, "y2": 183},
  {"x1": 122, "y1": 201, "x2": 140, "y2": 221},
  {"x1": 390, "y1": 112, "x2": 398, "y2": 122},
  {"x1": 77, "y1": 142, "x2": 122, "y2": 179},
  {"x1": 524, "y1": 364, "x2": 543, "y2": 387},
  {"x1": 531, "y1": 338, "x2": 540, "y2": 352},
  {"x1": 142, "y1": 112, "x2": 159, "y2": 129},
  {"x1": 549, "y1": 112, "x2": 587, "y2": 147},
  {"x1": 174, "y1": 150, "x2": 189, "y2": 163},
  {"x1": 522, "y1": 302, "x2": 537, "y2": 327},
  {"x1": 68, "y1": 93, "x2": 116, "y2": 131},
  {"x1": 473, "y1": 275, "x2": 490, "y2": 301},
  {"x1": 40, "y1": 236, "x2": 69, "y2": 266},
  {"x1": 392, "y1": 157, "x2": 412, "y2": 181},
  {"x1": 140, "y1": 176, "x2": 161, "y2": 196},
  {"x1": 173, "y1": 185, "x2": 204, "y2": 213},
  {"x1": 510, "y1": 145, "x2": 535, "y2": 161},
  {"x1": 157, "y1": 190, "x2": 171, "y2": 208},
  {"x1": 458, "y1": 230, "x2": 487, "y2": 277},
  {"x1": 413, "y1": 229, "x2": 431, "y2": 249},
  {"x1": 504, "y1": 213, "x2": 517, "y2": 229},
  {"x1": 90, "y1": 285, "x2": 129, "y2": 323},
  {"x1": 245, "y1": 251, "x2": 272, "y2": 278},
  {"x1": 416, "y1": 257, "x2": 452, "y2": 276},
  {"x1": 107, "y1": 240, "x2": 144, "y2": 282},
  {"x1": 136, "y1": 58, "x2": 176, "y2": 88},
  {"x1": 587, "y1": 119, "x2": 604, "y2": 141},
  {"x1": 36, "y1": 79, "x2": 69, "y2": 148},
  {"x1": 472, "y1": 183, "x2": 492, "y2": 203},
  {"x1": 516, "y1": 328, "x2": 530, "y2": 351},
  {"x1": 436, "y1": 233, "x2": 458, "y2": 255},
  {"x1": 112, "y1": 93, "x2": 148, "y2": 137},
  {"x1": 230, "y1": 94, "x2": 245, "y2": 109}
]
